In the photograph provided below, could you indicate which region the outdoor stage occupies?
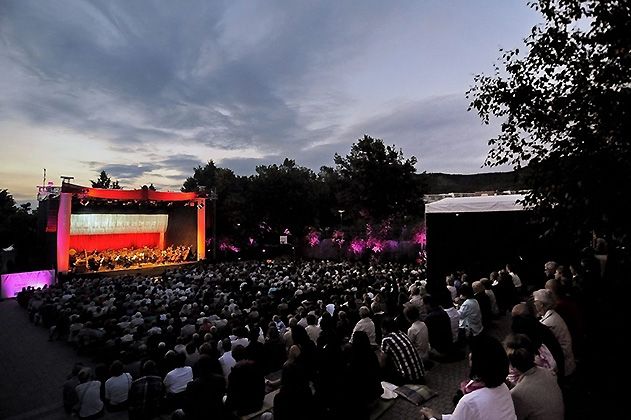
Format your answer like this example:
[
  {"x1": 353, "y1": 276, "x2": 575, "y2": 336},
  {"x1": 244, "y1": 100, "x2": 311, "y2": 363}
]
[
  {"x1": 37, "y1": 181, "x2": 208, "y2": 274},
  {"x1": 63, "y1": 260, "x2": 201, "y2": 279}
]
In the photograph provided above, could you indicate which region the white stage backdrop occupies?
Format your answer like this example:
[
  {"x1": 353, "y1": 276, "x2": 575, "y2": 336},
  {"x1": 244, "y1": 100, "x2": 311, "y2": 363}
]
[{"x1": 70, "y1": 214, "x2": 169, "y2": 235}]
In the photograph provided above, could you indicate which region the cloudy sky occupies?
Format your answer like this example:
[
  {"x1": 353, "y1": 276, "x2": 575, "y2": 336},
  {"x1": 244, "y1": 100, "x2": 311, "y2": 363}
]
[{"x1": 0, "y1": 0, "x2": 541, "y2": 202}]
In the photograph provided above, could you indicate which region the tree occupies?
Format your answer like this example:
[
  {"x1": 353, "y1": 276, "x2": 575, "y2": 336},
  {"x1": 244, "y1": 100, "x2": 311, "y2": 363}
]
[
  {"x1": 182, "y1": 161, "x2": 252, "y2": 237},
  {"x1": 333, "y1": 135, "x2": 423, "y2": 223},
  {"x1": 91, "y1": 171, "x2": 121, "y2": 189},
  {"x1": 0, "y1": 189, "x2": 38, "y2": 271},
  {"x1": 467, "y1": 0, "x2": 631, "y2": 245},
  {"x1": 250, "y1": 158, "x2": 320, "y2": 234},
  {"x1": 182, "y1": 161, "x2": 218, "y2": 193}
]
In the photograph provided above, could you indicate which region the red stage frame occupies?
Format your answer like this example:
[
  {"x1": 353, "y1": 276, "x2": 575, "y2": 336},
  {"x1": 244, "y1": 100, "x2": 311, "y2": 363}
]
[{"x1": 56, "y1": 186, "x2": 205, "y2": 273}]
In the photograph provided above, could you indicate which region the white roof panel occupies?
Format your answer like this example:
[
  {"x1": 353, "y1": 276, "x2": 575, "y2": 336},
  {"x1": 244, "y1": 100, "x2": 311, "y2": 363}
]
[{"x1": 425, "y1": 194, "x2": 527, "y2": 214}]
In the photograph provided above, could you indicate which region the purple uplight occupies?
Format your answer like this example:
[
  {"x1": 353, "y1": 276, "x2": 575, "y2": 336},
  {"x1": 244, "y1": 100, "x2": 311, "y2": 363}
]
[
  {"x1": 1, "y1": 269, "x2": 55, "y2": 298},
  {"x1": 248, "y1": 237, "x2": 255, "y2": 246}
]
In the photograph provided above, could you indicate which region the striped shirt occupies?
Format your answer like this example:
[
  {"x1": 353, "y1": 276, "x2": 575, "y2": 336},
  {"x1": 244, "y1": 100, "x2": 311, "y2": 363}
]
[{"x1": 381, "y1": 331, "x2": 425, "y2": 382}]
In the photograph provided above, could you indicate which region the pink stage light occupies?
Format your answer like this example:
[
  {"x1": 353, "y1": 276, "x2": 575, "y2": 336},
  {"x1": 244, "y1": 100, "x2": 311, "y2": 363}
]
[
  {"x1": 219, "y1": 240, "x2": 240, "y2": 253},
  {"x1": 413, "y1": 229, "x2": 427, "y2": 246},
  {"x1": 366, "y1": 237, "x2": 385, "y2": 253},
  {"x1": 350, "y1": 238, "x2": 366, "y2": 255},
  {"x1": 1, "y1": 270, "x2": 55, "y2": 298},
  {"x1": 307, "y1": 230, "x2": 320, "y2": 247}
]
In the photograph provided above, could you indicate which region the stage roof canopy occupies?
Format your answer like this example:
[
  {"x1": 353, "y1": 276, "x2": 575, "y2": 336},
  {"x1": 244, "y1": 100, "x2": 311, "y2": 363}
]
[
  {"x1": 59, "y1": 183, "x2": 200, "y2": 202},
  {"x1": 425, "y1": 194, "x2": 527, "y2": 214}
]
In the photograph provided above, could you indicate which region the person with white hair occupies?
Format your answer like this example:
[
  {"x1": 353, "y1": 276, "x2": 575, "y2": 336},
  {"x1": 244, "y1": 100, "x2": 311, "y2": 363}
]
[
  {"x1": 533, "y1": 289, "x2": 575, "y2": 376},
  {"x1": 353, "y1": 306, "x2": 377, "y2": 346}
]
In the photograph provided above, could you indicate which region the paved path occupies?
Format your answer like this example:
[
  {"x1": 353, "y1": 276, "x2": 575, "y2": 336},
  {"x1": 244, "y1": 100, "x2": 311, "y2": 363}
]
[{"x1": 0, "y1": 299, "x2": 129, "y2": 420}]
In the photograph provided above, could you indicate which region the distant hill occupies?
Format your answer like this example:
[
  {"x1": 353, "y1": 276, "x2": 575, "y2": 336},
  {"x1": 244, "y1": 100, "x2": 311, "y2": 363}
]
[{"x1": 419, "y1": 168, "x2": 529, "y2": 194}]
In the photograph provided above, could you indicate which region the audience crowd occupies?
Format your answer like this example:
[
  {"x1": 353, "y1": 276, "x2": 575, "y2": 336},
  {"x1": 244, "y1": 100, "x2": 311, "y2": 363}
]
[{"x1": 17, "y1": 250, "x2": 599, "y2": 419}]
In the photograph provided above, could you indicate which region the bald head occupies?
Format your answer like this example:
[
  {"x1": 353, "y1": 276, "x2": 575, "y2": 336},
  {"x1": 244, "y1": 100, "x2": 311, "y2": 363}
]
[
  {"x1": 511, "y1": 303, "x2": 530, "y2": 317},
  {"x1": 472, "y1": 281, "x2": 484, "y2": 294}
]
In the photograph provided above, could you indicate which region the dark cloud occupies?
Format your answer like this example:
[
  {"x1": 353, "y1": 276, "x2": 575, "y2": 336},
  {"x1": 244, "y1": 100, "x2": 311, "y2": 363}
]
[
  {"x1": 340, "y1": 94, "x2": 506, "y2": 173},
  {"x1": 1, "y1": 0, "x2": 532, "y2": 191},
  {"x1": 84, "y1": 154, "x2": 204, "y2": 186}
]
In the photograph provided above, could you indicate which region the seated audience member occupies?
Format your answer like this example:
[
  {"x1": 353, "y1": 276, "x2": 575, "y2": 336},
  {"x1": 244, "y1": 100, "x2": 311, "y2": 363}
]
[
  {"x1": 341, "y1": 331, "x2": 383, "y2": 420},
  {"x1": 163, "y1": 351, "x2": 193, "y2": 410},
  {"x1": 533, "y1": 289, "x2": 576, "y2": 377},
  {"x1": 481, "y1": 278, "x2": 499, "y2": 316},
  {"x1": 218, "y1": 338, "x2": 236, "y2": 380},
  {"x1": 104, "y1": 360, "x2": 132, "y2": 411},
  {"x1": 74, "y1": 368, "x2": 104, "y2": 420},
  {"x1": 545, "y1": 278, "x2": 583, "y2": 356},
  {"x1": 263, "y1": 324, "x2": 286, "y2": 373},
  {"x1": 457, "y1": 284, "x2": 483, "y2": 341},
  {"x1": 185, "y1": 355, "x2": 227, "y2": 420},
  {"x1": 404, "y1": 304, "x2": 430, "y2": 361},
  {"x1": 128, "y1": 360, "x2": 164, "y2": 420},
  {"x1": 510, "y1": 305, "x2": 565, "y2": 381},
  {"x1": 225, "y1": 345, "x2": 265, "y2": 416},
  {"x1": 380, "y1": 317, "x2": 425, "y2": 385},
  {"x1": 274, "y1": 345, "x2": 315, "y2": 420},
  {"x1": 472, "y1": 280, "x2": 492, "y2": 327},
  {"x1": 353, "y1": 306, "x2": 377, "y2": 346},
  {"x1": 63, "y1": 363, "x2": 84, "y2": 414},
  {"x1": 441, "y1": 295, "x2": 460, "y2": 344},
  {"x1": 420, "y1": 335, "x2": 516, "y2": 420},
  {"x1": 423, "y1": 294, "x2": 461, "y2": 361},
  {"x1": 504, "y1": 333, "x2": 564, "y2": 420}
]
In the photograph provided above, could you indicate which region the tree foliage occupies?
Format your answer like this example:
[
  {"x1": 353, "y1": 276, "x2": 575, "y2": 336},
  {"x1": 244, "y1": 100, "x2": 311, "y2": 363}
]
[
  {"x1": 250, "y1": 158, "x2": 321, "y2": 233},
  {"x1": 91, "y1": 170, "x2": 121, "y2": 189},
  {"x1": 333, "y1": 135, "x2": 423, "y2": 222},
  {"x1": 467, "y1": 0, "x2": 631, "y2": 243},
  {"x1": 0, "y1": 189, "x2": 38, "y2": 271}
]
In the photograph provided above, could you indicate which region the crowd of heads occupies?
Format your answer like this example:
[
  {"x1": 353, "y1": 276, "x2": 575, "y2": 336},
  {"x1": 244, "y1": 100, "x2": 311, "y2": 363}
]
[{"x1": 17, "y1": 250, "x2": 597, "y2": 419}]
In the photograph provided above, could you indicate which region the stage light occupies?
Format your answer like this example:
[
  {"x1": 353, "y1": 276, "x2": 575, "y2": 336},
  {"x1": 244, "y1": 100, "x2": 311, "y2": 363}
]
[
  {"x1": 79, "y1": 198, "x2": 90, "y2": 206},
  {"x1": 196, "y1": 203, "x2": 204, "y2": 209}
]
